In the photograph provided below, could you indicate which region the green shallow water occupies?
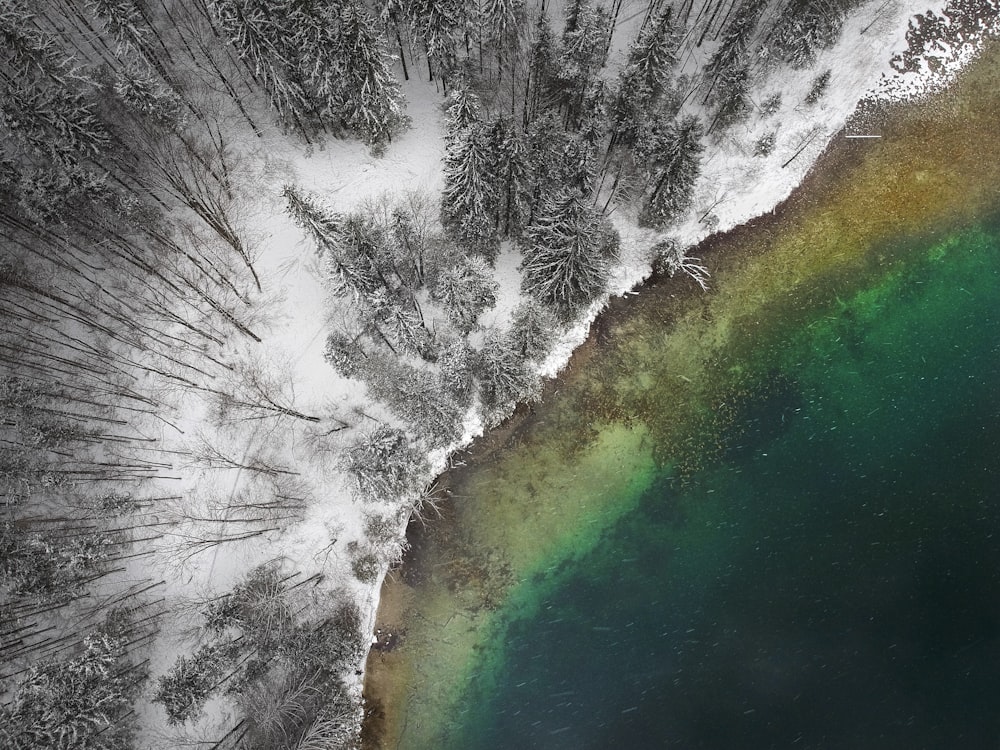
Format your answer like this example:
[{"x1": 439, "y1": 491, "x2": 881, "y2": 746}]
[
  {"x1": 363, "y1": 41, "x2": 1000, "y2": 750},
  {"x1": 449, "y1": 219, "x2": 1000, "y2": 749}
]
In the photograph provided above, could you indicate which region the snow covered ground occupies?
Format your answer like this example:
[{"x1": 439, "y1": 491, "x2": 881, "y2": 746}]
[{"x1": 127, "y1": 0, "x2": 999, "y2": 744}]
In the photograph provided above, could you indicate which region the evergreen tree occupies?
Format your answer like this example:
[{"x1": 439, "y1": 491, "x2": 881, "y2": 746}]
[
  {"x1": 482, "y1": 114, "x2": 528, "y2": 236},
  {"x1": 525, "y1": 14, "x2": 560, "y2": 121},
  {"x1": 444, "y1": 86, "x2": 483, "y2": 140},
  {"x1": 702, "y1": 0, "x2": 765, "y2": 131},
  {"x1": 1, "y1": 612, "x2": 147, "y2": 748},
  {"x1": 709, "y1": 63, "x2": 751, "y2": 132},
  {"x1": 509, "y1": 299, "x2": 558, "y2": 362},
  {"x1": 640, "y1": 115, "x2": 704, "y2": 227},
  {"x1": 282, "y1": 184, "x2": 342, "y2": 254},
  {"x1": 475, "y1": 330, "x2": 540, "y2": 425},
  {"x1": 624, "y1": 5, "x2": 680, "y2": 104},
  {"x1": 336, "y1": 0, "x2": 407, "y2": 153},
  {"x1": 211, "y1": 0, "x2": 314, "y2": 132},
  {"x1": 404, "y1": 0, "x2": 464, "y2": 83},
  {"x1": 482, "y1": 0, "x2": 526, "y2": 48},
  {"x1": 375, "y1": 363, "x2": 465, "y2": 446},
  {"x1": 523, "y1": 111, "x2": 571, "y2": 222},
  {"x1": 432, "y1": 255, "x2": 498, "y2": 333},
  {"x1": 805, "y1": 68, "x2": 832, "y2": 105},
  {"x1": 555, "y1": 0, "x2": 612, "y2": 128},
  {"x1": 437, "y1": 338, "x2": 476, "y2": 406},
  {"x1": 153, "y1": 645, "x2": 232, "y2": 725},
  {"x1": 767, "y1": 0, "x2": 857, "y2": 68},
  {"x1": 441, "y1": 121, "x2": 499, "y2": 260},
  {"x1": 520, "y1": 190, "x2": 620, "y2": 319},
  {"x1": 343, "y1": 425, "x2": 423, "y2": 502},
  {"x1": 608, "y1": 4, "x2": 681, "y2": 152}
]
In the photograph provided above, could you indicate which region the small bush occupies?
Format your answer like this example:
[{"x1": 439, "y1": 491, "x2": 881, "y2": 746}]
[
  {"x1": 760, "y1": 93, "x2": 782, "y2": 117},
  {"x1": 351, "y1": 549, "x2": 381, "y2": 584},
  {"x1": 805, "y1": 70, "x2": 832, "y2": 105},
  {"x1": 754, "y1": 131, "x2": 776, "y2": 157}
]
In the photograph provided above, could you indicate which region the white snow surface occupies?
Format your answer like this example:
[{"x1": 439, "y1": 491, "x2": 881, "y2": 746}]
[{"x1": 131, "y1": 1, "x2": 986, "y2": 743}]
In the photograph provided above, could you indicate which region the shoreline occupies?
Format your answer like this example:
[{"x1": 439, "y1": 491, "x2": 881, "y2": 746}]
[
  {"x1": 359, "y1": 114, "x2": 884, "y2": 750},
  {"x1": 360, "y1": 33, "x2": 1000, "y2": 750}
]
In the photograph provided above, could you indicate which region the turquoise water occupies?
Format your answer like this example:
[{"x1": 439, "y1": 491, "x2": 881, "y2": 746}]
[{"x1": 448, "y1": 218, "x2": 1000, "y2": 748}]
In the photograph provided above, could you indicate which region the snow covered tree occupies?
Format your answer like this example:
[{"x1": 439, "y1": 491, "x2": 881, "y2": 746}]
[
  {"x1": 640, "y1": 115, "x2": 704, "y2": 227},
  {"x1": 766, "y1": 0, "x2": 859, "y2": 68},
  {"x1": 323, "y1": 330, "x2": 373, "y2": 380},
  {"x1": 0, "y1": 523, "x2": 115, "y2": 601},
  {"x1": 475, "y1": 330, "x2": 541, "y2": 425},
  {"x1": 365, "y1": 288, "x2": 432, "y2": 356},
  {"x1": 211, "y1": 0, "x2": 315, "y2": 133},
  {"x1": 366, "y1": 362, "x2": 465, "y2": 446},
  {"x1": 702, "y1": 0, "x2": 765, "y2": 132},
  {"x1": 483, "y1": 115, "x2": 528, "y2": 236},
  {"x1": 437, "y1": 338, "x2": 476, "y2": 406},
  {"x1": 153, "y1": 645, "x2": 233, "y2": 725},
  {"x1": 0, "y1": 3, "x2": 109, "y2": 170},
  {"x1": 0, "y1": 611, "x2": 147, "y2": 749},
  {"x1": 441, "y1": 120, "x2": 500, "y2": 260},
  {"x1": 708, "y1": 64, "x2": 752, "y2": 133},
  {"x1": 404, "y1": 0, "x2": 465, "y2": 83},
  {"x1": 432, "y1": 255, "x2": 498, "y2": 333},
  {"x1": 336, "y1": 0, "x2": 407, "y2": 153},
  {"x1": 342, "y1": 425, "x2": 425, "y2": 502},
  {"x1": 283, "y1": 184, "x2": 343, "y2": 255},
  {"x1": 520, "y1": 190, "x2": 620, "y2": 319},
  {"x1": 483, "y1": 0, "x2": 526, "y2": 50},
  {"x1": 525, "y1": 13, "x2": 561, "y2": 121},
  {"x1": 509, "y1": 299, "x2": 558, "y2": 362},
  {"x1": 523, "y1": 111, "x2": 572, "y2": 221},
  {"x1": 622, "y1": 4, "x2": 680, "y2": 105},
  {"x1": 482, "y1": 0, "x2": 527, "y2": 91},
  {"x1": 444, "y1": 86, "x2": 483, "y2": 142},
  {"x1": 284, "y1": 186, "x2": 398, "y2": 303},
  {"x1": 805, "y1": 68, "x2": 832, "y2": 105},
  {"x1": 555, "y1": 0, "x2": 612, "y2": 129}
]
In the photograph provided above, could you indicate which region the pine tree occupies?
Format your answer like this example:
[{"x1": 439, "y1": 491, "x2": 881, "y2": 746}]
[
  {"x1": 555, "y1": 0, "x2": 612, "y2": 128},
  {"x1": 153, "y1": 645, "x2": 232, "y2": 725},
  {"x1": 437, "y1": 338, "x2": 476, "y2": 406},
  {"x1": 405, "y1": 0, "x2": 464, "y2": 83},
  {"x1": 211, "y1": 0, "x2": 315, "y2": 132},
  {"x1": 475, "y1": 330, "x2": 540, "y2": 425},
  {"x1": 640, "y1": 115, "x2": 704, "y2": 227},
  {"x1": 432, "y1": 255, "x2": 498, "y2": 333},
  {"x1": 624, "y1": 5, "x2": 680, "y2": 104},
  {"x1": 483, "y1": 0, "x2": 526, "y2": 48},
  {"x1": 509, "y1": 299, "x2": 558, "y2": 361},
  {"x1": 444, "y1": 86, "x2": 483, "y2": 136},
  {"x1": 520, "y1": 190, "x2": 620, "y2": 319},
  {"x1": 525, "y1": 14, "x2": 560, "y2": 121},
  {"x1": 767, "y1": 0, "x2": 856, "y2": 68},
  {"x1": 282, "y1": 184, "x2": 342, "y2": 254},
  {"x1": 1, "y1": 612, "x2": 146, "y2": 748},
  {"x1": 441, "y1": 121, "x2": 499, "y2": 260},
  {"x1": 343, "y1": 425, "x2": 425, "y2": 501},
  {"x1": 805, "y1": 68, "x2": 832, "y2": 105},
  {"x1": 482, "y1": 115, "x2": 528, "y2": 236},
  {"x1": 336, "y1": 0, "x2": 407, "y2": 153},
  {"x1": 0, "y1": 4, "x2": 109, "y2": 167},
  {"x1": 709, "y1": 63, "x2": 751, "y2": 132}
]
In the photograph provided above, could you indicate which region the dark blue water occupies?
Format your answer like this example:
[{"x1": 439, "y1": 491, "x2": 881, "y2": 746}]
[{"x1": 451, "y1": 220, "x2": 1000, "y2": 749}]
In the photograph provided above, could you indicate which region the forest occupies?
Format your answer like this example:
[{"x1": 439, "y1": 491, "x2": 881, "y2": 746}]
[{"x1": 1, "y1": 0, "x2": 995, "y2": 748}]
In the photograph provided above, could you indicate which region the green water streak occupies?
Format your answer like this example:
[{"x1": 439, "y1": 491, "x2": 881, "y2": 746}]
[{"x1": 362, "y1": 41, "x2": 1000, "y2": 750}]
